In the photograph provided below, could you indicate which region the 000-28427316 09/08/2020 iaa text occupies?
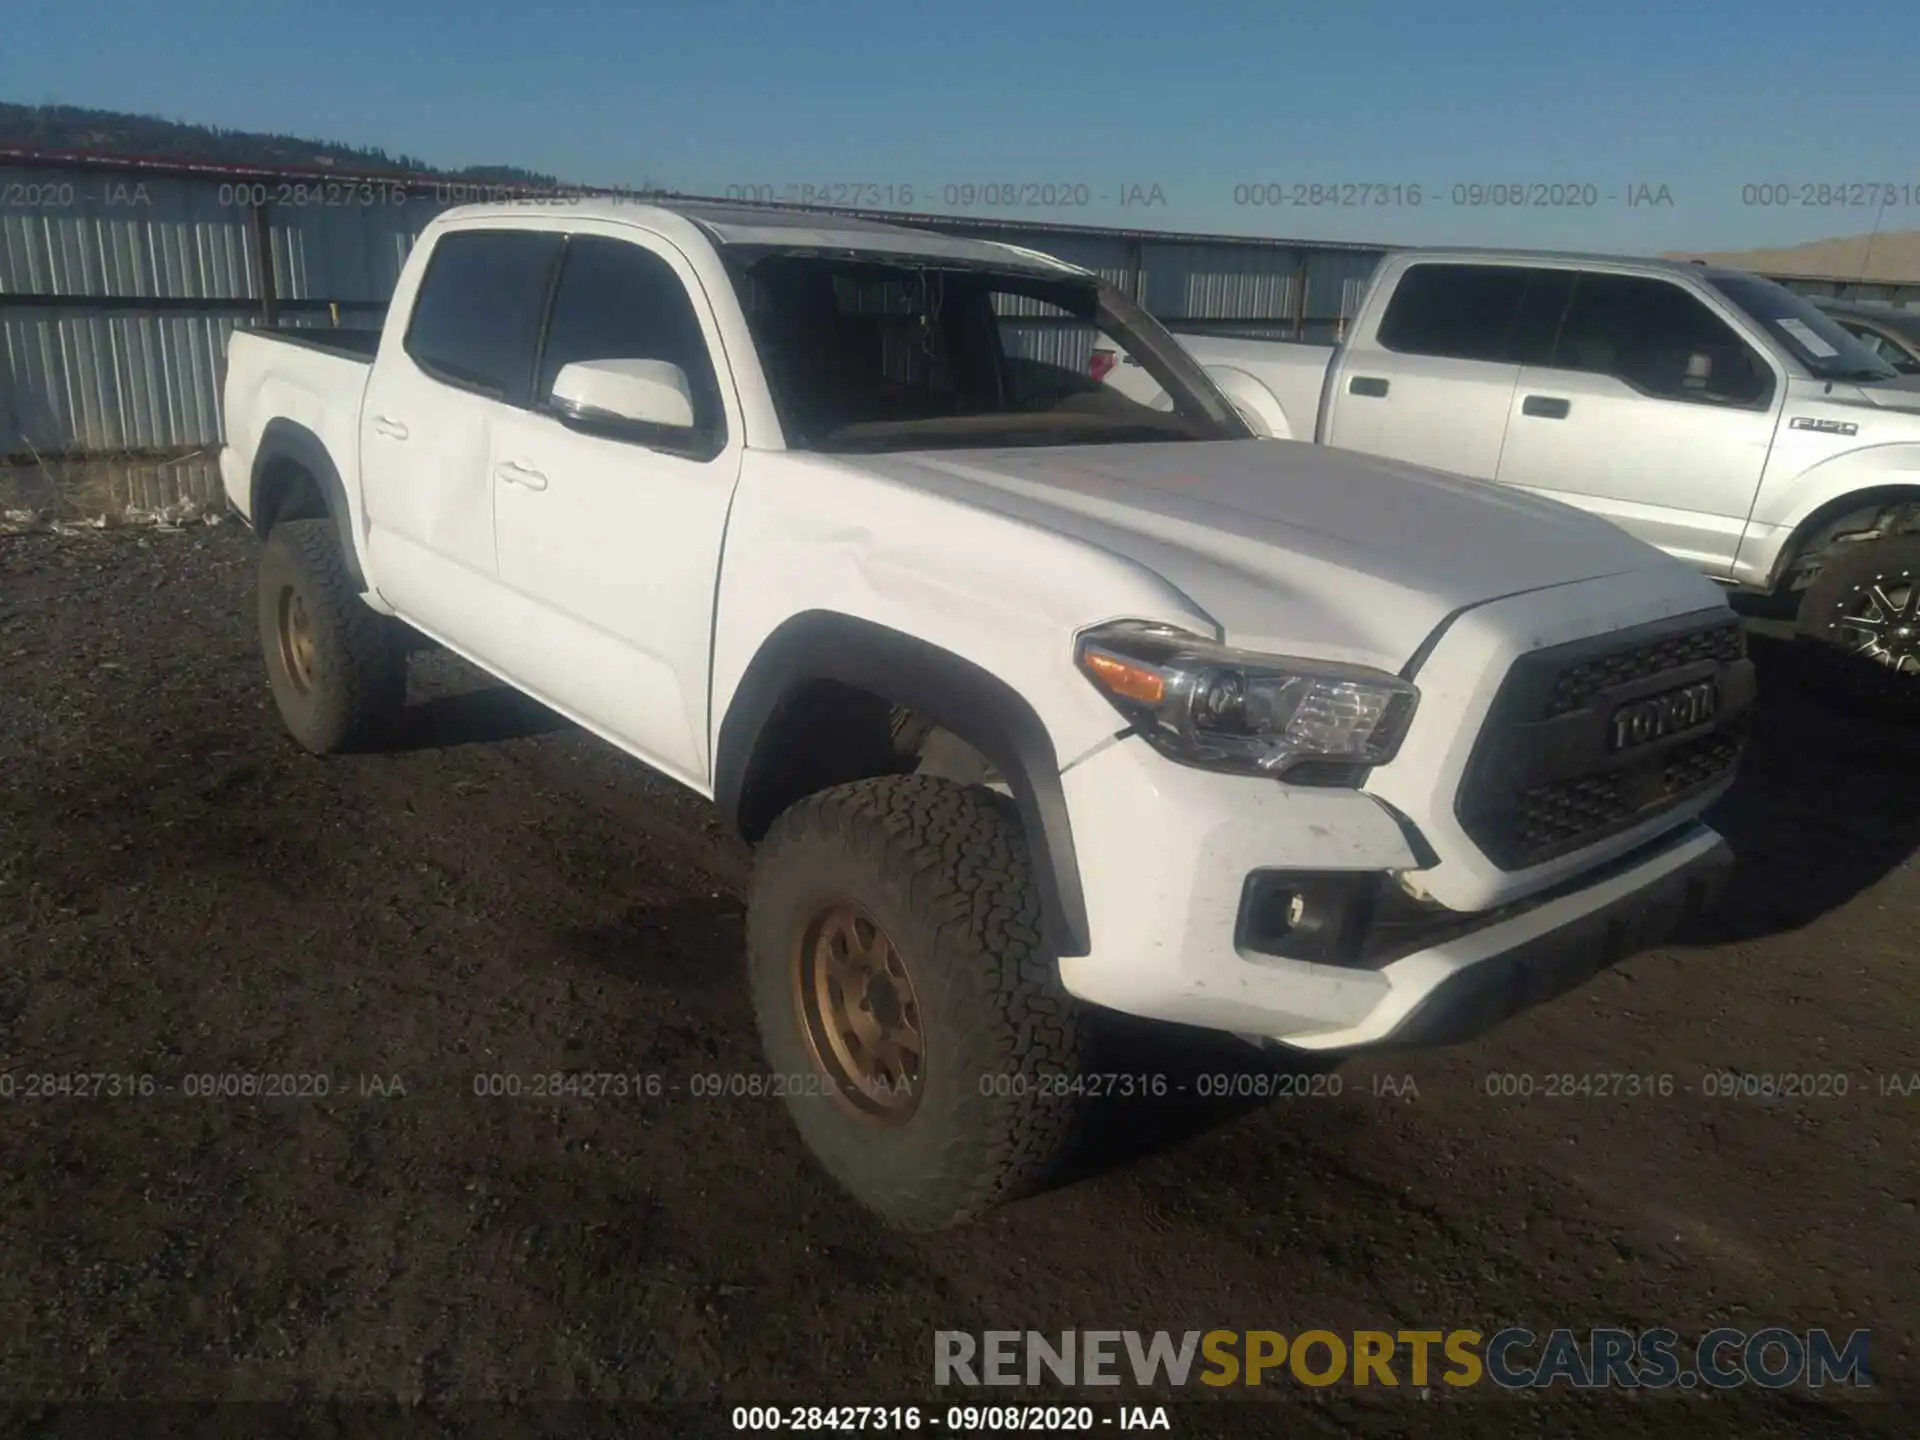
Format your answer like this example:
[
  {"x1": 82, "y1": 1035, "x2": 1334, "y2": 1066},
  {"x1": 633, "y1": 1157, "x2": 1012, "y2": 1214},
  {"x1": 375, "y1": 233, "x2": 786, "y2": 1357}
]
[{"x1": 728, "y1": 1403, "x2": 1172, "y2": 1432}]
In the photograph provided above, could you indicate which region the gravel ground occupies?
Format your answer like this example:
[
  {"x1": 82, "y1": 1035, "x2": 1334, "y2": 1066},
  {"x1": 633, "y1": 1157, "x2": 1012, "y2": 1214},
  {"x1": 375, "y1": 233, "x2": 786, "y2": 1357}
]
[{"x1": 0, "y1": 524, "x2": 1914, "y2": 1437}]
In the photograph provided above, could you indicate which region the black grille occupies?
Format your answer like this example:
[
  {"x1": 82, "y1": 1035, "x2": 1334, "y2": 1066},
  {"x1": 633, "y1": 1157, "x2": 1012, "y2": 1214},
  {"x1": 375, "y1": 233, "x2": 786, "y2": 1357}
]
[
  {"x1": 1456, "y1": 610, "x2": 1755, "y2": 871},
  {"x1": 1545, "y1": 622, "x2": 1746, "y2": 718},
  {"x1": 1507, "y1": 722, "x2": 1747, "y2": 865}
]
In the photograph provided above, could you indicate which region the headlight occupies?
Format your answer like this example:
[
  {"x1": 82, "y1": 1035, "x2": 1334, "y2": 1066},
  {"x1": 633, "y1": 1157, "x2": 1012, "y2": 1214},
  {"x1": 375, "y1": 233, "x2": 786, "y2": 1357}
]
[{"x1": 1074, "y1": 621, "x2": 1419, "y2": 779}]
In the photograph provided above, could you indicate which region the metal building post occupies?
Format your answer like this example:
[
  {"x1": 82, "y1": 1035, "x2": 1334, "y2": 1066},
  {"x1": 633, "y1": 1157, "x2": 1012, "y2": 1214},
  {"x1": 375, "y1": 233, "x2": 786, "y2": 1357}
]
[{"x1": 249, "y1": 199, "x2": 278, "y2": 327}]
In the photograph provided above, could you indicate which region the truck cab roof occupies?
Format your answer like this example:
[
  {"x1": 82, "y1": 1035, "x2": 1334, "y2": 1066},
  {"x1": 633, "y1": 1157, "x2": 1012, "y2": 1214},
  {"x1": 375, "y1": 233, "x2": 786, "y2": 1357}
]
[
  {"x1": 431, "y1": 197, "x2": 1091, "y2": 279},
  {"x1": 1387, "y1": 245, "x2": 1753, "y2": 283}
]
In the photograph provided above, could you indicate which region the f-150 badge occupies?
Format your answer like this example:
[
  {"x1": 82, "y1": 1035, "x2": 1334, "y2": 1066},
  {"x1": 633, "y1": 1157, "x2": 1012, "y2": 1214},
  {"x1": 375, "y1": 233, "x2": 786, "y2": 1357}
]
[{"x1": 1791, "y1": 417, "x2": 1859, "y2": 436}]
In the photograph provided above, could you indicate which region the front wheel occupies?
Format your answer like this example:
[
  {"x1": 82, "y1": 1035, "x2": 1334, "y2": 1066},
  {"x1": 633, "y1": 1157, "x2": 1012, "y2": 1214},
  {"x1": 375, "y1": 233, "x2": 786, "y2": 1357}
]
[
  {"x1": 746, "y1": 775, "x2": 1093, "y2": 1231},
  {"x1": 1796, "y1": 536, "x2": 1920, "y2": 719}
]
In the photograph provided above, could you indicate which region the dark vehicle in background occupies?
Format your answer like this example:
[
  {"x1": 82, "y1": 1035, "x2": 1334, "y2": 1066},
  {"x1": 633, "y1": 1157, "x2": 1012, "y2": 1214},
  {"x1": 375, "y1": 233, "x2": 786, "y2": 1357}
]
[{"x1": 1813, "y1": 297, "x2": 1920, "y2": 378}]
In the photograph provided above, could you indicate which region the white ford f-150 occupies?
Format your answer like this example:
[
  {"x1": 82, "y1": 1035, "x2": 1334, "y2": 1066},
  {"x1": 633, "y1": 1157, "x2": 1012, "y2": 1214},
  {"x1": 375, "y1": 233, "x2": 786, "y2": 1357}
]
[
  {"x1": 1104, "y1": 250, "x2": 1920, "y2": 710},
  {"x1": 221, "y1": 202, "x2": 1746, "y2": 1229}
]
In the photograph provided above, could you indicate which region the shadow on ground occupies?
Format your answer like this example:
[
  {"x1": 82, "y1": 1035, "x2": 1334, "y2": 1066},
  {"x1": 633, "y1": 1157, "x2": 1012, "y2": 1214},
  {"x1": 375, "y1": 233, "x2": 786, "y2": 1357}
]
[
  {"x1": 1690, "y1": 631, "x2": 1920, "y2": 943},
  {"x1": 559, "y1": 896, "x2": 747, "y2": 994},
  {"x1": 389, "y1": 684, "x2": 570, "y2": 751},
  {"x1": 1050, "y1": 1011, "x2": 1335, "y2": 1191}
]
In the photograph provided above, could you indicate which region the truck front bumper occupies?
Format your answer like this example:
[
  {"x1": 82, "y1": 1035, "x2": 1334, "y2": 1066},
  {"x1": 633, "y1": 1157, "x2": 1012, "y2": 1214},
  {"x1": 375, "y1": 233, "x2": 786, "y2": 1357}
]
[
  {"x1": 1054, "y1": 737, "x2": 1731, "y2": 1054},
  {"x1": 1278, "y1": 825, "x2": 1729, "y2": 1053}
]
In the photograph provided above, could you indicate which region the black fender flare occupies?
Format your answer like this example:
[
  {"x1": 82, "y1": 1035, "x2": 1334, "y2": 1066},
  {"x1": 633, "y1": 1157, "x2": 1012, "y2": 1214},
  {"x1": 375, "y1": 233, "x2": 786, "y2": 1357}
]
[
  {"x1": 714, "y1": 611, "x2": 1092, "y2": 958},
  {"x1": 250, "y1": 417, "x2": 367, "y2": 591},
  {"x1": 1763, "y1": 484, "x2": 1920, "y2": 594}
]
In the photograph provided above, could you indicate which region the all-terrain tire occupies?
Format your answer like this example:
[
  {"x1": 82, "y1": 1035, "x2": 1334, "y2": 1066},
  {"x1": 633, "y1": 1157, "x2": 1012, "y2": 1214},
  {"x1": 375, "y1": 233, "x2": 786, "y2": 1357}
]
[
  {"x1": 257, "y1": 518, "x2": 406, "y2": 753},
  {"x1": 746, "y1": 775, "x2": 1093, "y2": 1231},
  {"x1": 1796, "y1": 535, "x2": 1920, "y2": 721}
]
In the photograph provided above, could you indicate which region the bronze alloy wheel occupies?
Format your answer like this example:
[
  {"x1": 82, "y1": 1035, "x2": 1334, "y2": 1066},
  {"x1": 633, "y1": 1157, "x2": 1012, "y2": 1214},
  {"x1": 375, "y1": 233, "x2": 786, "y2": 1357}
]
[
  {"x1": 255, "y1": 519, "x2": 407, "y2": 753},
  {"x1": 746, "y1": 776, "x2": 1095, "y2": 1228},
  {"x1": 276, "y1": 585, "x2": 319, "y2": 695},
  {"x1": 792, "y1": 899, "x2": 925, "y2": 1123},
  {"x1": 1834, "y1": 575, "x2": 1920, "y2": 675}
]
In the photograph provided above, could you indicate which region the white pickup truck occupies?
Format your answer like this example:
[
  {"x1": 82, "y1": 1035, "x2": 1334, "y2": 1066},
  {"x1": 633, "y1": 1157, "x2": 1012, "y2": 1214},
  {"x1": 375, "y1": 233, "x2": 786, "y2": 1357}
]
[
  {"x1": 221, "y1": 202, "x2": 1747, "y2": 1230},
  {"x1": 1106, "y1": 250, "x2": 1920, "y2": 710}
]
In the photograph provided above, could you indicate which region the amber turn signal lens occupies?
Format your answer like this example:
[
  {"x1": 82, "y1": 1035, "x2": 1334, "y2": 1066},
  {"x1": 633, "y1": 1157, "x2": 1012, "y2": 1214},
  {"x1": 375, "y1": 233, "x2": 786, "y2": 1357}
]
[{"x1": 1082, "y1": 649, "x2": 1165, "y2": 704}]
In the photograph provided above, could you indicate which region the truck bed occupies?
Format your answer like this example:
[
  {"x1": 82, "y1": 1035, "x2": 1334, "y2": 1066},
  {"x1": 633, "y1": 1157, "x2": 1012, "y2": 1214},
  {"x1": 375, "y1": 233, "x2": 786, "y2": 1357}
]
[
  {"x1": 249, "y1": 326, "x2": 383, "y2": 364},
  {"x1": 220, "y1": 326, "x2": 378, "y2": 527},
  {"x1": 1171, "y1": 331, "x2": 1337, "y2": 441}
]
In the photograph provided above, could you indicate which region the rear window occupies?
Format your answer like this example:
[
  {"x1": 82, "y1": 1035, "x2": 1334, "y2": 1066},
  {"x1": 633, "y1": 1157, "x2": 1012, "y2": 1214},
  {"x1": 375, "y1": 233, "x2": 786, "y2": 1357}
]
[
  {"x1": 404, "y1": 230, "x2": 563, "y2": 401},
  {"x1": 1375, "y1": 263, "x2": 1533, "y2": 362}
]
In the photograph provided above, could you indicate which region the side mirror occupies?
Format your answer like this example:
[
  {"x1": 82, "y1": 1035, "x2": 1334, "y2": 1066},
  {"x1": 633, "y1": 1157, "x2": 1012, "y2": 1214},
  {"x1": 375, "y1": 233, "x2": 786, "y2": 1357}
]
[{"x1": 550, "y1": 358, "x2": 695, "y2": 432}]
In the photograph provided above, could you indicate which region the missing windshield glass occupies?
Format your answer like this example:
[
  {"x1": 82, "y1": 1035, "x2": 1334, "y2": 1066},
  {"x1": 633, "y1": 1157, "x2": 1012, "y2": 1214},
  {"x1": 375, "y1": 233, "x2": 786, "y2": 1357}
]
[{"x1": 722, "y1": 248, "x2": 1248, "y2": 452}]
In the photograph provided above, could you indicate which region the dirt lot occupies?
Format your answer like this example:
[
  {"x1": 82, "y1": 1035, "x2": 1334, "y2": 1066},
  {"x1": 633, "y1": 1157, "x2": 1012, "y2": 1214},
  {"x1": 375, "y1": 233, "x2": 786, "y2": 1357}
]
[{"x1": 1, "y1": 524, "x2": 1915, "y2": 1437}]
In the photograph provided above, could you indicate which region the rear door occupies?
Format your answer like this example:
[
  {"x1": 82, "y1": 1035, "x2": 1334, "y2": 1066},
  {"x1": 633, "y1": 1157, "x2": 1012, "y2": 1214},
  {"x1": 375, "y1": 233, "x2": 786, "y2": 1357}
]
[
  {"x1": 358, "y1": 228, "x2": 562, "y2": 646},
  {"x1": 485, "y1": 228, "x2": 742, "y2": 788},
  {"x1": 1494, "y1": 271, "x2": 1781, "y2": 575},
  {"x1": 1320, "y1": 262, "x2": 1530, "y2": 479}
]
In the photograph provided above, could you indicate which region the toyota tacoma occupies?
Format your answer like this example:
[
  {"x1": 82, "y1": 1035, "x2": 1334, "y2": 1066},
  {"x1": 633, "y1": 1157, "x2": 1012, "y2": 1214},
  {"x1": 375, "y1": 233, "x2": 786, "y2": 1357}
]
[{"x1": 220, "y1": 202, "x2": 1748, "y2": 1230}]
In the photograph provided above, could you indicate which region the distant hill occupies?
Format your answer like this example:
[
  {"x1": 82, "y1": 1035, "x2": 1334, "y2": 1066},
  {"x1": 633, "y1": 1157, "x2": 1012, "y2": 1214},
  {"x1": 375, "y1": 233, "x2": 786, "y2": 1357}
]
[
  {"x1": 1667, "y1": 230, "x2": 1920, "y2": 286},
  {"x1": 0, "y1": 101, "x2": 560, "y2": 185}
]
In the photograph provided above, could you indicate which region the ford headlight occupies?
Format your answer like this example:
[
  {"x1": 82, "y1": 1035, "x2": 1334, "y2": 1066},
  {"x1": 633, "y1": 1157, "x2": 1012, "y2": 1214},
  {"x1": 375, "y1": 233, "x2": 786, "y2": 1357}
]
[{"x1": 1074, "y1": 621, "x2": 1419, "y2": 780}]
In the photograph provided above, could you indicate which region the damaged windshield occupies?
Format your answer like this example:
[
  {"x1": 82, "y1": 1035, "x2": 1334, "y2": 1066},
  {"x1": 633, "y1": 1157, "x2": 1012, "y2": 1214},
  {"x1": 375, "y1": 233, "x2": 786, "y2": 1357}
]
[{"x1": 722, "y1": 249, "x2": 1251, "y2": 452}]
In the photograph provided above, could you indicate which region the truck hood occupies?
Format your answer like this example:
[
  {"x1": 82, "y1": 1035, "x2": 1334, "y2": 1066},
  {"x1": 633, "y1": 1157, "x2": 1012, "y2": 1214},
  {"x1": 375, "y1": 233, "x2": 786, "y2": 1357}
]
[
  {"x1": 1853, "y1": 376, "x2": 1920, "y2": 410},
  {"x1": 1790, "y1": 378, "x2": 1920, "y2": 427},
  {"x1": 846, "y1": 439, "x2": 1676, "y2": 671}
]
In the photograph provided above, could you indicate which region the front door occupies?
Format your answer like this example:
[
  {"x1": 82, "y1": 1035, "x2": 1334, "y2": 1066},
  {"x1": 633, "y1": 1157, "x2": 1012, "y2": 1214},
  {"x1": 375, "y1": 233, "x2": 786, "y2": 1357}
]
[
  {"x1": 1494, "y1": 271, "x2": 1779, "y2": 575},
  {"x1": 486, "y1": 229, "x2": 743, "y2": 789}
]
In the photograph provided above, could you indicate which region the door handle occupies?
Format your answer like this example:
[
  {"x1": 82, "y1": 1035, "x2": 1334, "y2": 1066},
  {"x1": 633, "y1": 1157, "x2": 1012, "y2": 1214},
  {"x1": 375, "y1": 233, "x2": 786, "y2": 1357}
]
[
  {"x1": 1522, "y1": 395, "x2": 1571, "y2": 419},
  {"x1": 372, "y1": 415, "x2": 409, "y2": 440},
  {"x1": 1348, "y1": 375, "x2": 1390, "y2": 397},
  {"x1": 495, "y1": 460, "x2": 549, "y2": 491}
]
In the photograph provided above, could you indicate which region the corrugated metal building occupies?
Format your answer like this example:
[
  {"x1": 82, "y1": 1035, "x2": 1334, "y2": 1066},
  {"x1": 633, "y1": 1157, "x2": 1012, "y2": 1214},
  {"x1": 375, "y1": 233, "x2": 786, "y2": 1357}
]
[
  {"x1": 6, "y1": 149, "x2": 1914, "y2": 461},
  {"x1": 1, "y1": 155, "x2": 445, "y2": 457},
  {"x1": 0, "y1": 150, "x2": 1390, "y2": 460}
]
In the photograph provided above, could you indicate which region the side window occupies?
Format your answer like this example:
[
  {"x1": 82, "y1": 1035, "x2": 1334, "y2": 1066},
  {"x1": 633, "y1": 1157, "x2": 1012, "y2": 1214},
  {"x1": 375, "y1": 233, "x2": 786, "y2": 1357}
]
[
  {"x1": 535, "y1": 236, "x2": 727, "y2": 443},
  {"x1": 1879, "y1": 335, "x2": 1920, "y2": 373},
  {"x1": 1835, "y1": 320, "x2": 1880, "y2": 356},
  {"x1": 1375, "y1": 263, "x2": 1532, "y2": 362},
  {"x1": 403, "y1": 230, "x2": 562, "y2": 402},
  {"x1": 1552, "y1": 274, "x2": 1772, "y2": 407},
  {"x1": 1839, "y1": 322, "x2": 1920, "y2": 373},
  {"x1": 1504, "y1": 268, "x2": 1576, "y2": 366}
]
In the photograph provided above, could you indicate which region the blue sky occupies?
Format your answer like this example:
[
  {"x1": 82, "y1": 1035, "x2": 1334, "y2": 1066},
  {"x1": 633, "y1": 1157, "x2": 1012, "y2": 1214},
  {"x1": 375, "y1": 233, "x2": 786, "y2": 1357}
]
[{"x1": 8, "y1": 0, "x2": 1919, "y2": 254}]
